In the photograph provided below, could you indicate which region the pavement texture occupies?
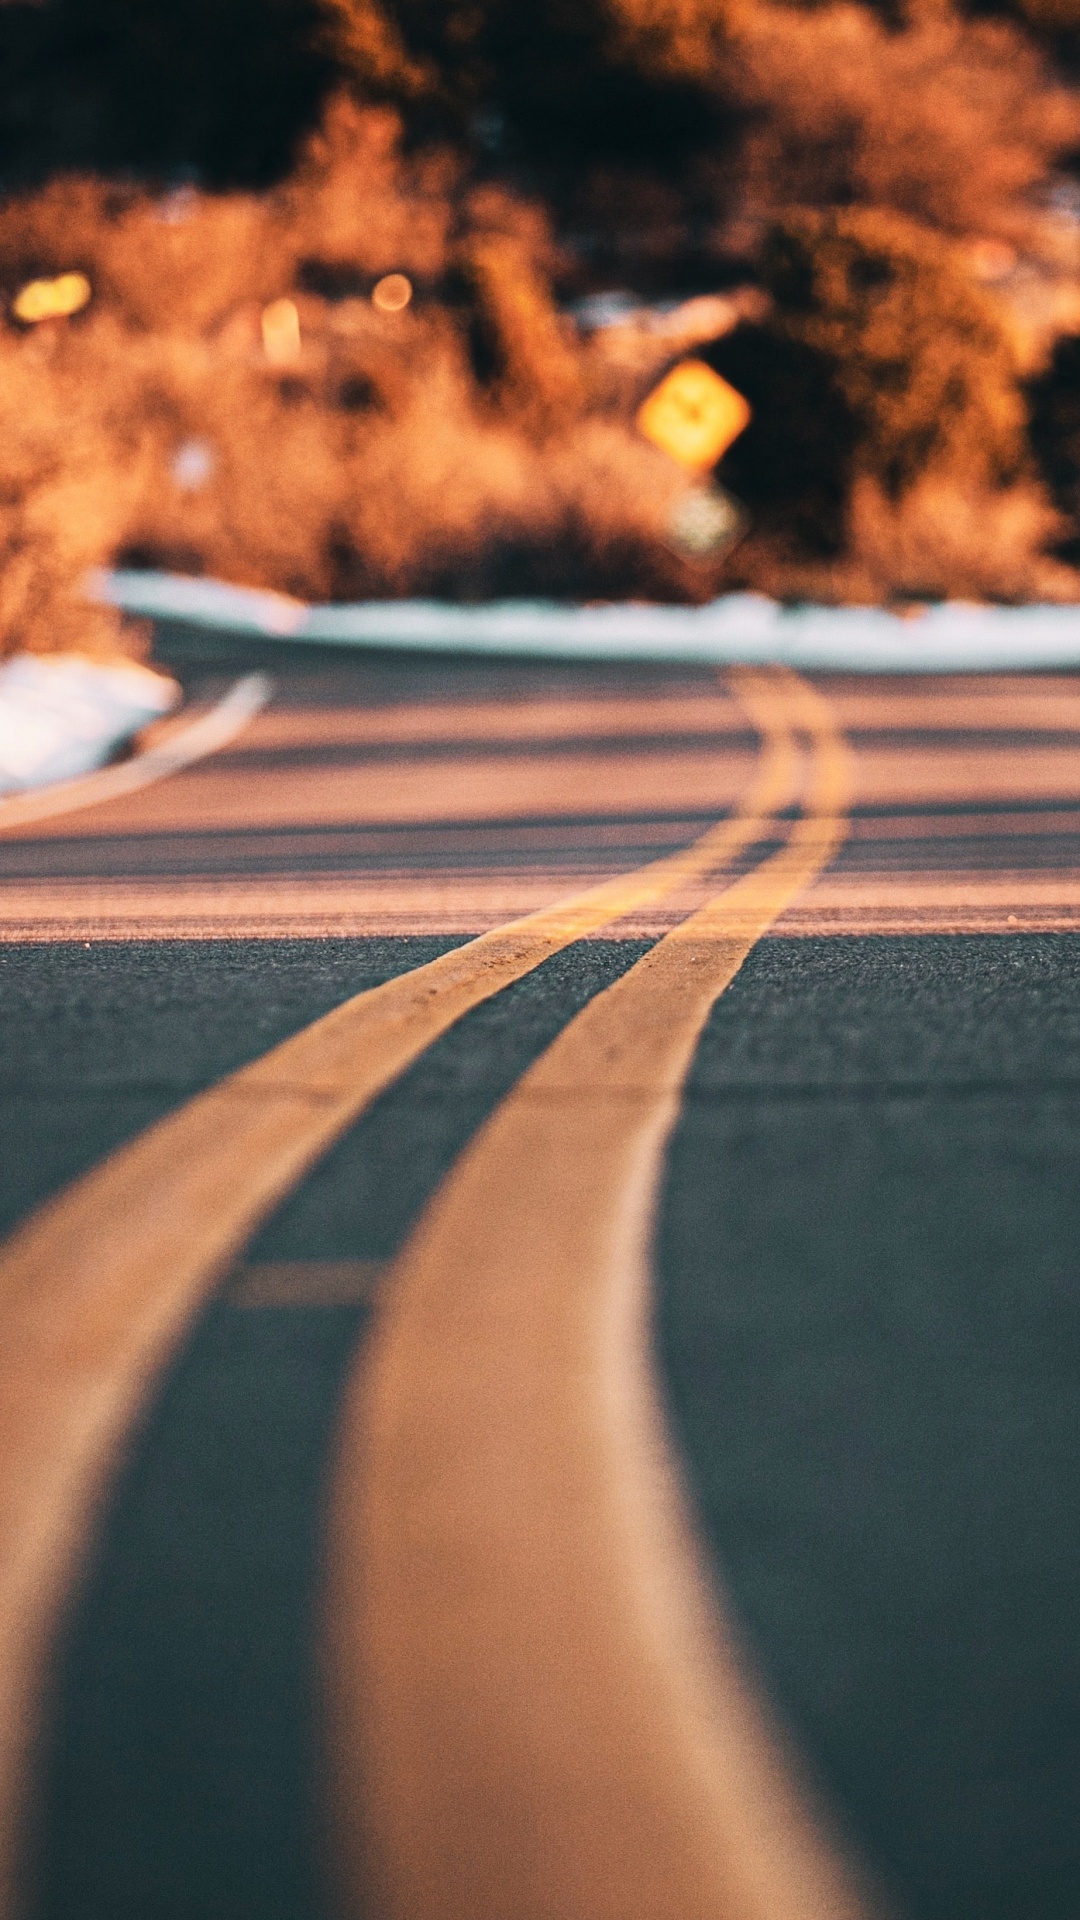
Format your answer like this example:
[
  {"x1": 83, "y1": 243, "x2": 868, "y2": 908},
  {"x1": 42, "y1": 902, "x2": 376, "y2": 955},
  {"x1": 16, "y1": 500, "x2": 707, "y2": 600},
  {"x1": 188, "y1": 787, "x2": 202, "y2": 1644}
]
[{"x1": 1, "y1": 625, "x2": 1079, "y2": 1920}]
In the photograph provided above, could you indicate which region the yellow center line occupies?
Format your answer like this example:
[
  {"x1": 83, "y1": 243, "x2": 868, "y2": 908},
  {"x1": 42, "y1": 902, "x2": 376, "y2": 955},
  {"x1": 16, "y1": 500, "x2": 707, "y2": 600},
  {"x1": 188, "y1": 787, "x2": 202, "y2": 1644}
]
[
  {"x1": 0, "y1": 666, "x2": 800, "y2": 1917},
  {"x1": 323, "y1": 675, "x2": 872, "y2": 1920}
]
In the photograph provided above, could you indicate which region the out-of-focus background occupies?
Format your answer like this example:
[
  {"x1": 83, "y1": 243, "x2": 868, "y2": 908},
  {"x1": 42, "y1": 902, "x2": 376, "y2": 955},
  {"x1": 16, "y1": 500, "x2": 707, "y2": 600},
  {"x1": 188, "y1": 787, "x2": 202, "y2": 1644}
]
[
  {"x1": 4, "y1": 0, "x2": 1080, "y2": 670},
  {"x1": 7, "y1": 20, "x2": 1080, "y2": 1920}
]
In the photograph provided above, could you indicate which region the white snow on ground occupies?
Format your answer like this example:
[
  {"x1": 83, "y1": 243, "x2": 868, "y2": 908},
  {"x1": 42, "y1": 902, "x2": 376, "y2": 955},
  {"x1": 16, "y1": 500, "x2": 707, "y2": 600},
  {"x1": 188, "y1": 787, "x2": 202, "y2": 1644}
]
[
  {"x1": 94, "y1": 569, "x2": 1080, "y2": 672},
  {"x1": 0, "y1": 652, "x2": 179, "y2": 795}
]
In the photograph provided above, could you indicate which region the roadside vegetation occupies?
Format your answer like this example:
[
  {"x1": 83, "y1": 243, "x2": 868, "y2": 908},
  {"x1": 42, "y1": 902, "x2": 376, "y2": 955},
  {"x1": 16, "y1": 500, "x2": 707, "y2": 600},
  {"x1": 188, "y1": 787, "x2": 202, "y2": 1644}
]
[{"x1": 2, "y1": 0, "x2": 1080, "y2": 654}]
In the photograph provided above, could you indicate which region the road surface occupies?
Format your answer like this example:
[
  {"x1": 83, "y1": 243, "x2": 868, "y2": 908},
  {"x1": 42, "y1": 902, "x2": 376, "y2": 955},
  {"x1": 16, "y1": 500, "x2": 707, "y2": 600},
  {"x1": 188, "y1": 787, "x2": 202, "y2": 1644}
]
[{"x1": 0, "y1": 620, "x2": 1078, "y2": 1920}]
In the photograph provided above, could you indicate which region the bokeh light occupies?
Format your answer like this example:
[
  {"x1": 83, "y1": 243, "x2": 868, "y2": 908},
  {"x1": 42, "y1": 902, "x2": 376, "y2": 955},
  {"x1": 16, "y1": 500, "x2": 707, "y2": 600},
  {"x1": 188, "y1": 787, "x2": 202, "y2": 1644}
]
[
  {"x1": 12, "y1": 273, "x2": 92, "y2": 324},
  {"x1": 261, "y1": 298, "x2": 301, "y2": 365},
  {"x1": 171, "y1": 440, "x2": 216, "y2": 492},
  {"x1": 371, "y1": 273, "x2": 412, "y2": 313}
]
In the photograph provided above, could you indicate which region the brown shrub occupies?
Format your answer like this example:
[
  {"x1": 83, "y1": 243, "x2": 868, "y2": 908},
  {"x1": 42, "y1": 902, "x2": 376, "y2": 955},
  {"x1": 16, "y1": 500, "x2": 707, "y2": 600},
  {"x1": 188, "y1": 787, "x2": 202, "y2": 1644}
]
[
  {"x1": 705, "y1": 324, "x2": 861, "y2": 555},
  {"x1": 323, "y1": 0, "x2": 1080, "y2": 252},
  {"x1": 0, "y1": 98, "x2": 722, "y2": 655},
  {"x1": 642, "y1": 0, "x2": 1080, "y2": 243},
  {"x1": 708, "y1": 206, "x2": 1073, "y2": 599},
  {"x1": 761, "y1": 207, "x2": 1030, "y2": 496},
  {"x1": 1, "y1": 3, "x2": 1080, "y2": 652},
  {"x1": 1027, "y1": 331, "x2": 1080, "y2": 552}
]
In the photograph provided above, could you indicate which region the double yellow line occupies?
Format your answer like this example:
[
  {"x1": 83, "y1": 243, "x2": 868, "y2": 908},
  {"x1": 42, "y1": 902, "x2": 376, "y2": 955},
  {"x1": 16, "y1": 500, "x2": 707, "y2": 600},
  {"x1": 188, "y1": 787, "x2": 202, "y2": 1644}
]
[
  {"x1": 0, "y1": 667, "x2": 861, "y2": 1920},
  {"x1": 325, "y1": 673, "x2": 867, "y2": 1920}
]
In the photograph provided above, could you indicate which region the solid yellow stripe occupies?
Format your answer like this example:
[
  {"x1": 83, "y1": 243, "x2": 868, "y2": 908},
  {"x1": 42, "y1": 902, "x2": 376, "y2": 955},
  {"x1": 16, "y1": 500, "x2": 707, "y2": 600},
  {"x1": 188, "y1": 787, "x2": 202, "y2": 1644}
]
[
  {"x1": 0, "y1": 666, "x2": 799, "y2": 1918},
  {"x1": 324, "y1": 675, "x2": 872, "y2": 1920}
]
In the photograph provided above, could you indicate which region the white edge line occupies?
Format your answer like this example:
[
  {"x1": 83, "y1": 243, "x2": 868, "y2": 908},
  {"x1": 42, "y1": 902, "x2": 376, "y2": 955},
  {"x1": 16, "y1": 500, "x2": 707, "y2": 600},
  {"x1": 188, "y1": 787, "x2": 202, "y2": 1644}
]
[
  {"x1": 0, "y1": 673, "x2": 273, "y2": 832},
  {"x1": 89, "y1": 568, "x2": 1080, "y2": 673}
]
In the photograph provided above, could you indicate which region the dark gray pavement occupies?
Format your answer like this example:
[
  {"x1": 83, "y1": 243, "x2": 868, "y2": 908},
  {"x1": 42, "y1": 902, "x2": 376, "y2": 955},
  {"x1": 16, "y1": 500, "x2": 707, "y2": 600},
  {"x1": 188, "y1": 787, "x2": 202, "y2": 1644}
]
[
  {"x1": 2, "y1": 633, "x2": 1080, "y2": 1920},
  {"x1": 2, "y1": 933, "x2": 1076, "y2": 1920},
  {"x1": 659, "y1": 934, "x2": 1080, "y2": 1920}
]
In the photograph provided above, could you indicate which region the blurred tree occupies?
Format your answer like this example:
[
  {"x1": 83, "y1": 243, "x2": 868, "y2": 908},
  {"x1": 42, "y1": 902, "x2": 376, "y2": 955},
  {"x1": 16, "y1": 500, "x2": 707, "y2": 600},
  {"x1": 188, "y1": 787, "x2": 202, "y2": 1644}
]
[
  {"x1": 318, "y1": 0, "x2": 729, "y2": 160},
  {"x1": 1027, "y1": 331, "x2": 1080, "y2": 554},
  {"x1": 760, "y1": 207, "x2": 1028, "y2": 498},
  {"x1": 0, "y1": 0, "x2": 337, "y2": 187},
  {"x1": 705, "y1": 326, "x2": 860, "y2": 552}
]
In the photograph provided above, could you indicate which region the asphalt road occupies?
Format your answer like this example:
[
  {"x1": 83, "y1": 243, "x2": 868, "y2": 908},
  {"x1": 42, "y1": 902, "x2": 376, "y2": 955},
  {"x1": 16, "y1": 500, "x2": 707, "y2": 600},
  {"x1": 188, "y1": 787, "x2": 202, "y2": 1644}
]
[{"x1": 2, "y1": 624, "x2": 1080, "y2": 1920}]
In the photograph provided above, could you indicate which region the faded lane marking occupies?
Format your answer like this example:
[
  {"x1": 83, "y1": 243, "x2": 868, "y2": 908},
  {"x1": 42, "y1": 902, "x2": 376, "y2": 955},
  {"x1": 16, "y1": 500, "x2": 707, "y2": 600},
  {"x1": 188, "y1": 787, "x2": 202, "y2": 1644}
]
[
  {"x1": 325, "y1": 675, "x2": 870, "y2": 1920},
  {"x1": 0, "y1": 675, "x2": 273, "y2": 833},
  {"x1": 0, "y1": 665, "x2": 800, "y2": 1919}
]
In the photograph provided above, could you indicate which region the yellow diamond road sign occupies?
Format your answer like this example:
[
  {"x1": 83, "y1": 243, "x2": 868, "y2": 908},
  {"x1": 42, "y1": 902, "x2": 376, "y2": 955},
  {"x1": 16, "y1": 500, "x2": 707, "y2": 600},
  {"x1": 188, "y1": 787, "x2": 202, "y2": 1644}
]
[{"x1": 636, "y1": 358, "x2": 751, "y2": 471}]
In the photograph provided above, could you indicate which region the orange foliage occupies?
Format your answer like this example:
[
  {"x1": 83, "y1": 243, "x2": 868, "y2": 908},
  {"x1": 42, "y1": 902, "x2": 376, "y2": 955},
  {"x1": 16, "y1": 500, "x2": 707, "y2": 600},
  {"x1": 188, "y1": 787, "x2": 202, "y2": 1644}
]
[
  {"x1": 0, "y1": 99, "x2": 712, "y2": 655},
  {"x1": 1, "y1": 0, "x2": 1080, "y2": 652}
]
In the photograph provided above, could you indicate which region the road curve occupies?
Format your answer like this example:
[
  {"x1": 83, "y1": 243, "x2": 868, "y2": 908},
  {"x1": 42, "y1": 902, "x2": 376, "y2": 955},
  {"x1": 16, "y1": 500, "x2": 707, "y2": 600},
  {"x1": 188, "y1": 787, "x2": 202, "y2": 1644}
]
[
  {"x1": 324, "y1": 676, "x2": 872, "y2": 1920},
  {"x1": 2, "y1": 638, "x2": 1079, "y2": 1920},
  {"x1": 0, "y1": 666, "x2": 798, "y2": 1920}
]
